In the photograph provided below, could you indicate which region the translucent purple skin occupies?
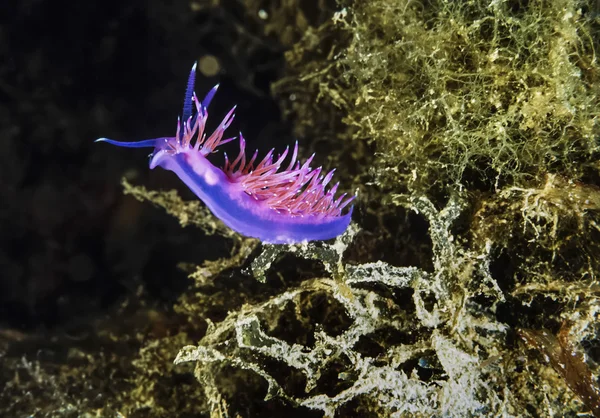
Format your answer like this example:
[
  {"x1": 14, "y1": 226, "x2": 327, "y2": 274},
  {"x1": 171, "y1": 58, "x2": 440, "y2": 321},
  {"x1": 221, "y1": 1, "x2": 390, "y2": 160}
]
[
  {"x1": 97, "y1": 63, "x2": 353, "y2": 244},
  {"x1": 151, "y1": 150, "x2": 353, "y2": 244}
]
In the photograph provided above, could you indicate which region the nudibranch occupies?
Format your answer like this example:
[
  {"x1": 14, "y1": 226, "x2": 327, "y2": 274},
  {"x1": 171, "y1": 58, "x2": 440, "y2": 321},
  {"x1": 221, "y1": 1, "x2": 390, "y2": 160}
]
[{"x1": 97, "y1": 63, "x2": 354, "y2": 244}]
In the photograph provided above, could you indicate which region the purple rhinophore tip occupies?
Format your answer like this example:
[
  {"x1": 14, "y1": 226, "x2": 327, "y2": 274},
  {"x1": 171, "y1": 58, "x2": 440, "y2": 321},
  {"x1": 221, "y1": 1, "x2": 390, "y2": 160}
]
[{"x1": 201, "y1": 84, "x2": 220, "y2": 110}]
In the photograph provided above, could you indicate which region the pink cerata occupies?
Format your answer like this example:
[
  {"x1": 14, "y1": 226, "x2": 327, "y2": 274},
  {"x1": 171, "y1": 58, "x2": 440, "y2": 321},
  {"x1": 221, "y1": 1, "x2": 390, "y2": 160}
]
[{"x1": 97, "y1": 63, "x2": 354, "y2": 244}]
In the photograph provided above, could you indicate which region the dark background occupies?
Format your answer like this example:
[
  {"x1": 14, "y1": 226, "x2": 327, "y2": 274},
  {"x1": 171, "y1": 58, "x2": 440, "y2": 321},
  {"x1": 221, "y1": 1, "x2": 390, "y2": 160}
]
[{"x1": 0, "y1": 0, "x2": 293, "y2": 331}]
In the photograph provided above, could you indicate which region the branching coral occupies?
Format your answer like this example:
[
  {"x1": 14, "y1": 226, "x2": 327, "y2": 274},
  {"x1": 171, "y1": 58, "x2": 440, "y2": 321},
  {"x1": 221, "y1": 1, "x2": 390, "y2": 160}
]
[{"x1": 173, "y1": 195, "x2": 518, "y2": 417}]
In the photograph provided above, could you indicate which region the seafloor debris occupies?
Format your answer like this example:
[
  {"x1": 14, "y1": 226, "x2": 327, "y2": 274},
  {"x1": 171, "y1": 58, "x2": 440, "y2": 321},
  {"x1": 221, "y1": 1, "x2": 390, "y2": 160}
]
[{"x1": 519, "y1": 323, "x2": 600, "y2": 417}]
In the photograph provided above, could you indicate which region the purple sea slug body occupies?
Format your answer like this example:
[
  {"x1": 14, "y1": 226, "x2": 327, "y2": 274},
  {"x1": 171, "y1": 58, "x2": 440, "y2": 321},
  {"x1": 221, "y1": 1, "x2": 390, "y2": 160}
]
[{"x1": 97, "y1": 63, "x2": 354, "y2": 244}]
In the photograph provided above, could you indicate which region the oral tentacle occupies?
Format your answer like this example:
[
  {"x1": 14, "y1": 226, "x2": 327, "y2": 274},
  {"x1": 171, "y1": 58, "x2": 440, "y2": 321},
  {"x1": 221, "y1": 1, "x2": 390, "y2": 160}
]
[{"x1": 94, "y1": 138, "x2": 159, "y2": 148}]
